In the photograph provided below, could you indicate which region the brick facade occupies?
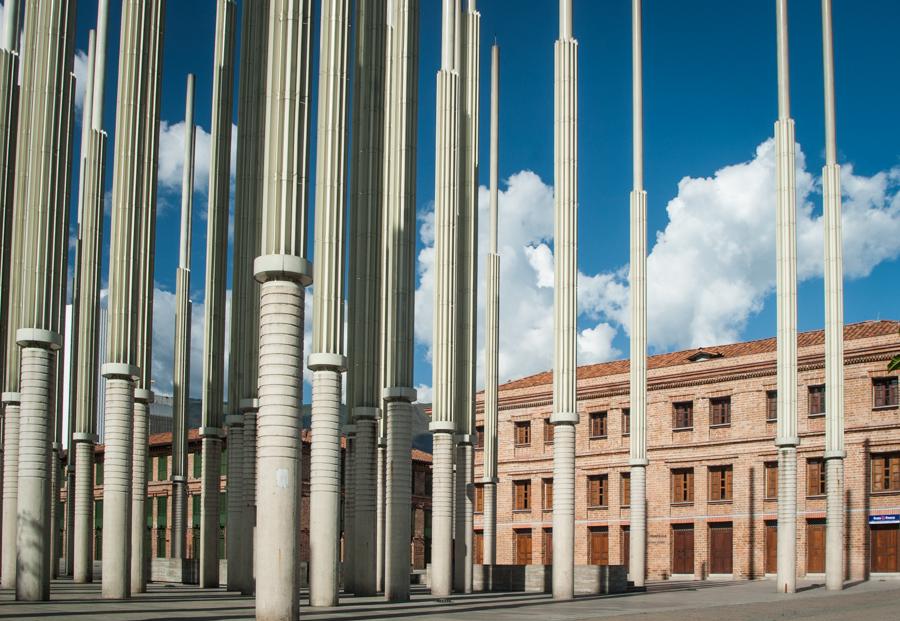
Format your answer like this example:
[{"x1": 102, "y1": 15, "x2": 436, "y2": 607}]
[{"x1": 474, "y1": 321, "x2": 900, "y2": 581}]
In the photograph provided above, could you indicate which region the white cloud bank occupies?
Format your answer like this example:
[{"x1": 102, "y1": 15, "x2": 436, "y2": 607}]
[
  {"x1": 157, "y1": 120, "x2": 238, "y2": 198},
  {"x1": 413, "y1": 138, "x2": 900, "y2": 395}
]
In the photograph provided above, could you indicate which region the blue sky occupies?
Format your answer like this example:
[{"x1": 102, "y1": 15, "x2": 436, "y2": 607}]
[{"x1": 47, "y1": 0, "x2": 900, "y2": 398}]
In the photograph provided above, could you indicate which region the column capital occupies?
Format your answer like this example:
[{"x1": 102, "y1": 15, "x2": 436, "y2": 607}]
[
  {"x1": 225, "y1": 414, "x2": 244, "y2": 428},
  {"x1": 775, "y1": 437, "x2": 799, "y2": 448},
  {"x1": 383, "y1": 386, "x2": 417, "y2": 403},
  {"x1": 824, "y1": 450, "x2": 846, "y2": 460},
  {"x1": 429, "y1": 420, "x2": 456, "y2": 433},
  {"x1": 239, "y1": 398, "x2": 259, "y2": 413},
  {"x1": 101, "y1": 362, "x2": 140, "y2": 380},
  {"x1": 16, "y1": 328, "x2": 62, "y2": 350},
  {"x1": 352, "y1": 406, "x2": 379, "y2": 420},
  {"x1": 72, "y1": 432, "x2": 99, "y2": 443},
  {"x1": 308, "y1": 352, "x2": 347, "y2": 371},
  {"x1": 629, "y1": 458, "x2": 649, "y2": 467},
  {"x1": 172, "y1": 475, "x2": 187, "y2": 483},
  {"x1": 253, "y1": 254, "x2": 313, "y2": 286},
  {"x1": 550, "y1": 411, "x2": 579, "y2": 425},
  {"x1": 1, "y1": 392, "x2": 21, "y2": 405},
  {"x1": 199, "y1": 426, "x2": 223, "y2": 439},
  {"x1": 481, "y1": 477, "x2": 499, "y2": 484},
  {"x1": 134, "y1": 389, "x2": 155, "y2": 404},
  {"x1": 343, "y1": 423, "x2": 357, "y2": 435},
  {"x1": 455, "y1": 434, "x2": 474, "y2": 446}
]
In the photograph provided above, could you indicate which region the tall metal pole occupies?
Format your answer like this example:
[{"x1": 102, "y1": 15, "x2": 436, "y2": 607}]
[
  {"x1": 382, "y1": 0, "x2": 420, "y2": 602},
  {"x1": 482, "y1": 41, "x2": 500, "y2": 568},
  {"x1": 821, "y1": 0, "x2": 845, "y2": 592},
  {"x1": 430, "y1": 0, "x2": 461, "y2": 600},
  {"x1": 774, "y1": 0, "x2": 799, "y2": 596},
  {"x1": 170, "y1": 73, "x2": 195, "y2": 564},
  {"x1": 198, "y1": 0, "x2": 236, "y2": 590},
  {"x1": 227, "y1": 0, "x2": 268, "y2": 596},
  {"x1": 346, "y1": 0, "x2": 388, "y2": 598},
  {"x1": 253, "y1": 0, "x2": 314, "y2": 616},
  {"x1": 308, "y1": 0, "x2": 352, "y2": 606},
  {"x1": 453, "y1": 0, "x2": 479, "y2": 595},
  {"x1": 628, "y1": 0, "x2": 648, "y2": 590},
  {"x1": 13, "y1": 0, "x2": 76, "y2": 600},
  {"x1": 101, "y1": 0, "x2": 157, "y2": 599},
  {"x1": 0, "y1": 0, "x2": 23, "y2": 588}
]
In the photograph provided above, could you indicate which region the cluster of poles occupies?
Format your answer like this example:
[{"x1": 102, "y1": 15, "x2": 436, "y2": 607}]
[{"x1": 0, "y1": 1, "x2": 849, "y2": 621}]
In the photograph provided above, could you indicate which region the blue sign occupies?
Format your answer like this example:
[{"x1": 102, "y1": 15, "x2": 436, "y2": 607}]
[{"x1": 869, "y1": 514, "x2": 900, "y2": 525}]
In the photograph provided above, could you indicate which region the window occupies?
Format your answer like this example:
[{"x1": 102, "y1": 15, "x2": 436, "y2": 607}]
[
  {"x1": 542, "y1": 478, "x2": 553, "y2": 511},
  {"x1": 710, "y1": 397, "x2": 731, "y2": 426},
  {"x1": 193, "y1": 451, "x2": 202, "y2": 479},
  {"x1": 95, "y1": 460, "x2": 104, "y2": 486},
  {"x1": 156, "y1": 496, "x2": 167, "y2": 558},
  {"x1": 475, "y1": 425, "x2": 485, "y2": 449},
  {"x1": 543, "y1": 419, "x2": 554, "y2": 444},
  {"x1": 622, "y1": 408, "x2": 631, "y2": 435},
  {"x1": 672, "y1": 469, "x2": 694, "y2": 504},
  {"x1": 807, "y1": 459, "x2": 826, "y2": 497},
  {"x1": 621, "y1": 473, "x2": 631, "y2": 507},
  {"x1": 513, "y1": 480, "x2": 531, "y2": 511},
  {"x1": 514, "y1": 421, "x2": 531, "y2": 447},
  {"x1": 673, "y1": 401, "x2": 693, "y2": 430},
  {"x1": 474, "y1": 484, "x2": 484, "y2": 513},
  {"x1": 764, "y1": 462, "x2": 778, "y2": 499},
  {"x1": 766, "y1": 390, "x2": 778, "y2": 422},
  {"x1": 709, "y1": 466, "x2": 733, "y2": 502},
  {"x1": 808, "y1": 385, "x2": 826, "y2": 416},
  {"x1": 871, "y1": 453, "x2": 900, "y2": 493},
  {"x1": 874, "y1": 377, "x2": 899, "y2": 409},
  {"x1": 589, "y1": 412, "x2": 608, "y2": 438},
  {"x1": 157, "y1": 455, "x2": 168, "y2": 482},
  {"x1": 587, "y1": 474, "x2": 609, "y2": 508}
]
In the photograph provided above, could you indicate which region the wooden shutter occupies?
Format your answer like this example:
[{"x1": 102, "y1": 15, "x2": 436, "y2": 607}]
[
  {"x1": 725, "y1": 467, "x2": 733, "y2": 500},
  {"x1": 891, "y1": 456, "x2": 900, "y2": 491},
  {"x1": 622, "y1": 409, "x2": 630, "y2": 434},
  {"x1": 766, "y1": 390, "x2": 777, "y2": 421},
  {"x1": 514, "y1": 481, "x2": 525, "y2": 510},
  {"x1": 543, "y1": 529, "x2": 553, "y2": 565},
  {"x1": 588, "y1": 477, "x2": 599, "y2": 506},
  {"x1": 475, "y1": 484, "x2": 484, "y2": 513},
  {"x1": 543, "y1": 479, "x2": 553, "y2": 510},
  {"x1": 807, "y1": 460, "x2": 823, "y2": 496},
  {"x1": 544, "y1": 420, "x2": 554, "y2": 443},
  {"x1": 873, "y1": 456, "x2": 886, "y2": 492},
  {"x1": 765, "y1": 462, "x2": 778, "y2": 498},
  {"x1": 709, "y1": 468, "x2": 722, "y2": 501},
  {"x1": 622, "y1": 473, "x2": 631, "y2": 507}
]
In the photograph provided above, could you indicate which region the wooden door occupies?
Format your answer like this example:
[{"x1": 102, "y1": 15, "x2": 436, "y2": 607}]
[
  {"x1": 765, "y1": 522, "x2": 777, "y2": 574},
  {"x1": 589, "y1": 528, "x2": 609, "y2": 565},
  {"x1": 672, "y1": 526, "x2": 694, "y2": 574},
  {"x1": 543, "y1": 529, "x2": 553, "y2": 565},
  {"x1": 871, "y1": 525, "x2": 899, "y2": 573},
  {"x1": 514, "y1": 530, "x2": 532, "y2": 565},
  {"x1": 474, "y1": 531, "x2": 484, "y2": 565},
  {"x1": 806, "y1": 521, "x2": 825, "y2": 573},
  {"x1": 709, "y1": 524, "x2": 733, "y2": 574},
  {"x1": 622, "y1": 527, "x2": 630, "y2": 571}
]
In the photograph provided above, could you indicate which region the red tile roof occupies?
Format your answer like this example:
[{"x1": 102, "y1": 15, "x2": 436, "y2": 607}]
[{"x1": 499, "y1": 320, "x2": 900, "y2": 392}]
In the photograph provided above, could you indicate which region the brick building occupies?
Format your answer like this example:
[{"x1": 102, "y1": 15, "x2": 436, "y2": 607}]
[
  {"x1": 60, "y1": 430, "x2": 434, "y2": 570},
  {"x1": 473, "y1": 320, "x2": 900, "y2": 581}
]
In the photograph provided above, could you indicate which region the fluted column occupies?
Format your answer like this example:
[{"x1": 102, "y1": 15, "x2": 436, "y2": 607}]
[
  {"x1": 226, "y1": 0, "x2": 267, "y2": 596},
  {"x1": 380, "y1": 0, "x2": 419, "y2": 602},
  {"x1": 198, "y1": 0, "x2": 236, "y2": 590},
  {"x1": 101, "y1": 0, "x2": 157, "y2": 600},
  {"x1": 552, "y1": 0, "x2": 578, "y2": 601},
  {"x1": 346, "y1": 0, "x2": 387, "y2": 597},
  {"x1": 224, "y1": 413, "x2": 243, "y2": 589},
  {"x1": 307, "y1": 0, "x2": 351, "y2": 607},
  {"x1": 170, "y1": 74, "x2": 195, "y2": 563},
  {"x1": 453, "y1": 0, "x2": 479, "y2": 595},
  {"x1": 628, "y1": 0, "x2": 648, "y2": 589},
  {"x1": 0, "y1": 0, "x2": 22, "y2": 582},
  {"x1": 774, "y1": 0, "x2": 799, "y2": 596},
  {"x1": 430, "y1": 0, "x2": 461, "y2": 600},
  {"x1": 375, "y1": 432, "x2": 386, "y2": 591},
  {"x1": 482, "y1": 41, "x2": 500, "y2": 568},
  {"x1": 1, "y1": 393, "x2": 19, "y2": 588},
  {"x1": 820, "y1": 0, "x2": 845, "y2": 592},
  {"x1": 253, "y1": 0, "x2": 314, "y2": 617},
  {"x1": 70, "y1": 0, "x2": 110, "y2": 583}
]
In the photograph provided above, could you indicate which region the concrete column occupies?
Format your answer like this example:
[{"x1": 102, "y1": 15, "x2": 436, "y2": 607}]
[
  {"x1": 131, "y1": 0, "x2": 164, "y2": 594},
  {"x1": 72, "y1": 437, "x2": 94, "y2": 582},
  {"x1": 628, "y1": 0, "x2": 649, "y2": 589},
  {"x1": 308, "y1": 0, "x2": 351, "y2": 607},
  {"x1": 1, "y1": 394, "x2": 19, "y2": 587},
  {"x1": 551, "y1": 0, "x2": 579, "y2": 602},
  {"x1": 385, "y1": 394, "x2": 415, "y2": 600},
  {"x1": 375, "y1": 439, "x2": 386, "y2": 591},
  {"x1": 229, "y1": 0, "x2": 267, "y2": 595},
  {"x1": 774, "y1": 0, "x2": 799, "y2": 596},
  {"x1": 346, "y1": 0, "x2": 388, "y2": 597},
  {"x1": 12, "y1": 0, "x2": 76, "y2": 600},
  {"x1": 482, "y1": 36, "x2": 500, "y2": 575},
  {"x1": 820, "y1": 0, "x2": 845, "y2": 592},
  {"x1": 225, "y1": 414, "x2": 244, "y2": 591},
  {"x1": 430, "y1": 0, "x2": 461, "y2": 600},
  {"x1": 101, "y1": 0, "x2": 158, "y2": 600},
  {"x1": 198, "y1": 0, "x2": 236, "y2": 590},
  {"x1": 343, "y1": 427, "x2": 355, "y2": 592},
  {"x1": 170, "y1": 73, "x2": 195, "y2": 563},
  {"x1": 254, "y1": 0, "x2": 314, "y2": 617},
  {"x1": 130, "y1": 390, "x2": 151, "y2": 592},
  {"x1": 453, "y1": 0, "x2": 479, "y2": 594}
]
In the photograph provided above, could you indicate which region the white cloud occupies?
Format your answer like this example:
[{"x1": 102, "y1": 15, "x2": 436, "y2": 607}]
[
  {"x1": 415, "y1": 171, "x2": 622, "y2": 395},
  {"x1": 73, "y1": 48, "x2": 88, "y2": 114},
  {"x1": 157, "y1": 120, "x2": 238, "y2": 198}
]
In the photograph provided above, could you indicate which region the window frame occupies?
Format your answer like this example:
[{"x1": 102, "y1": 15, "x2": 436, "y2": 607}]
[
  {"x1": 514, "y1": 421, "x2": 532, "y2": 447},
  {"x1": 764, "y1": 461, "x2": 778, "y2": 500},
  {"x1": 873, "y1": 377, "x2": 899, "y2": 409},
  {"x1": 542, "y1": 478, "x2": 553, "y2": 512},
  {"x1": 871, "y1": 453, "x2": 900, "y2": 493},
  {"x1": 475, "y1": 425, "x2": 485, "y2": 450},
  {"x1": 673, "y1": 401, "x2": 694, "y2": 430},
  {"x1": 621, "y1": 472, "x2": 631, "y2": 508},
  {"x1": 622, "y1": 408, "x2": 631, "y2": 436},
  {"x1": 710, "y1": 396, "x2": 732, "y2": 427},
  {"x1": 589, "y1": 411, "x2": 608, "y2": 439},
  {"x1": 808, "y1": 384, "x2": 826, "y2": 417},
  {"x1": 474, "y1": 483, "x2": 484, "y2": 513},
  {"x1": 587, "y1": 474, "x2": 609, "y2": 509},
  {"x1": 708, "y1": 465, "x2": 733, "y2": 502},
  {"x1": 671, "y1": 468, "x2": 694, "y2": 505},
  {"x1": 543, "y1": 419, "x2": 554, "y2": 444},
  {"x1": 806, "y1": 458, "x2": 826, "y2": 497},
  {"x1": 765, "y1": 390, "x2": 778, "y2": 422},
  {"x1": 513, "y1": 479, "x2": 532, "y2": 511}
]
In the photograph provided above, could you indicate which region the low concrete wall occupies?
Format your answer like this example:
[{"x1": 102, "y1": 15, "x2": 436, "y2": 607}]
[{"x1": 471, "y1": 564, "x2": 627, "y2": 595}]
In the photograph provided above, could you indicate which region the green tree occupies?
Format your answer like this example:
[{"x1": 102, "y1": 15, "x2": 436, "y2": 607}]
[{"x1": 891, "y1": 328, "x2": 900, "y2": 372}]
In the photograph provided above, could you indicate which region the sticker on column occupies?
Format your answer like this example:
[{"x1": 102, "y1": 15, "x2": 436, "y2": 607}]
[{"x1": 276, "y1": 468, "x2": 289, "y2": 488}]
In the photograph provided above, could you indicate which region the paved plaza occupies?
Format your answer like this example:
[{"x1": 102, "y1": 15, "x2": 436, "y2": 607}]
[{"x1": 2, "y1": 578, "x2": 899, "y2": 620}]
